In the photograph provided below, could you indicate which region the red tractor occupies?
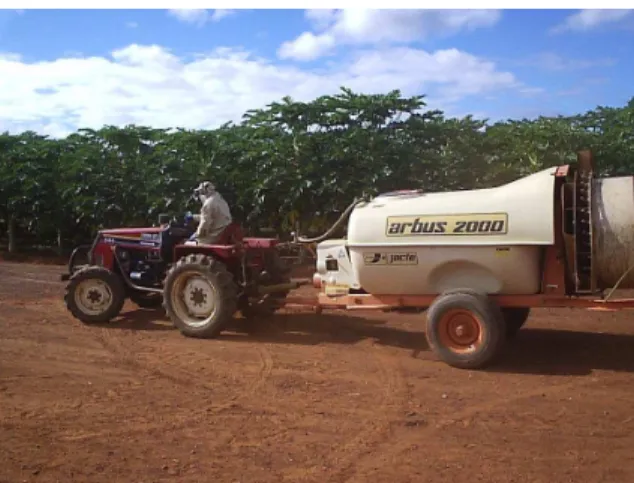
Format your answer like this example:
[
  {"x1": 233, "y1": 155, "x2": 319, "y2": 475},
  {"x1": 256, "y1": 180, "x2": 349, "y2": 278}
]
[{"x1": 61, "y1": 214, "x2": 302, "y2": 337}]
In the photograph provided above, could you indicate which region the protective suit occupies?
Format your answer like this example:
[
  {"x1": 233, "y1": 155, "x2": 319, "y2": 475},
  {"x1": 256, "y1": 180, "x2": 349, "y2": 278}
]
[{"x1": 187, "y1": 181, "x2": 232, "y2": 244}]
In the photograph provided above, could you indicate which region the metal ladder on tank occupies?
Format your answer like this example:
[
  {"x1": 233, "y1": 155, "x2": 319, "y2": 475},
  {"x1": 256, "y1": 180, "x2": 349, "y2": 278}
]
[{"x1": 572, "y1": 152, "x2": 595, "y2": 294}]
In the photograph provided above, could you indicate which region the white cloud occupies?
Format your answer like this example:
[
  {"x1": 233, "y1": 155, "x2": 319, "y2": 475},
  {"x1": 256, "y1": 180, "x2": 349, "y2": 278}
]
[
  {"x1": 0, "y1": 43, "x2": 522, "y2": 138},
  {"x1": 126, "y1": 21, "x2": 139, "y2": 29},
  {"x1": 279, "y1": 9, "x2": 502, "y2": 61},
  {"x1": 167, "y1": 9, "x2": 236, "y2": 26},
  {"x1": 167, "y1": 9, "x2": 208, "y2": 25},
  {"x1": 211, "y1": 9, "x2": 236, "y2": 21},
  {"x1": 551, "y1": 9, "x2": 633, "y2": 33},
  {"x1": 517, "y1": 52, "x2": 617, "y2": 71},
  {"x1": 278, "y1": 32, "x2": 336, "y2": 61},
  {"x1": 518, "y1": 87, "x2": 545, "y2": 97}
]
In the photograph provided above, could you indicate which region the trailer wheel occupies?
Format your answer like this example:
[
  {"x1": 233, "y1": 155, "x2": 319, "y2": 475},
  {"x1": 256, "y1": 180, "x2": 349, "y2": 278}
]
[
  {"x1": 163, "y1": 254, "x2": 238, "y2": 338},
  {"x1": 64, "y1": 266, "x2": 126, "y2": 324},
  {"x1": 502, "y1": 307, "x2": 531, "y2": 339},
  {"x1": 426, "y1": 291, "x2": 506, "y2": 369}
]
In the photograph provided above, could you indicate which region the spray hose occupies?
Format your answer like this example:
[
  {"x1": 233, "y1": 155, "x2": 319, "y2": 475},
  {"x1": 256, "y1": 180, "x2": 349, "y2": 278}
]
[{"x1": 293, "y1": 197, "x2": 366, "y2": 244}]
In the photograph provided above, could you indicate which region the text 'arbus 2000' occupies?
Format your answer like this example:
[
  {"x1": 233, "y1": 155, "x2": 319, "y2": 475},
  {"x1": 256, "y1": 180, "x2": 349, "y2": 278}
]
[{"x1": 386, "y1": 213, "x2": 508, "y2": 236}]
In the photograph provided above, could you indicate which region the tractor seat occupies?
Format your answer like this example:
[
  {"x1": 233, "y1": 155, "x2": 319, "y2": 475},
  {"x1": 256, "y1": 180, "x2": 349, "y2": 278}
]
[{"x1": 214, "y1": 223, "x2": 244, "y2": 245}]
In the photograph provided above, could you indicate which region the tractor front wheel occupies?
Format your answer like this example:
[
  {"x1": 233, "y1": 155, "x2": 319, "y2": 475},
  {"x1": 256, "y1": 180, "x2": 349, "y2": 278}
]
[
  {"x1": 426, "y1": 291, "x2": 506, "y2": 370},
  {"x1": 64, "y1": 266, "x2": 126, "y2": 324},
  {"x1": 163, "y1": 254, "x2": 238, "y2": 338}
]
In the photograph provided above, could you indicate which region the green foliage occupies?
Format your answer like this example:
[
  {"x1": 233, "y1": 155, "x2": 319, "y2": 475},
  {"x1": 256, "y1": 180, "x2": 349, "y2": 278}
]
[{"x1": 1, "y1": 87, "x2": 633, "y2": 252}]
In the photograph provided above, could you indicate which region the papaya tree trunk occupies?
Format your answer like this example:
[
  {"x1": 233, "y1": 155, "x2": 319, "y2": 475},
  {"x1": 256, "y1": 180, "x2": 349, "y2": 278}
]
[
  {"x1": 7, "y1": 213, "x2": 16, "y2": 254},
  {"x1": 56, "y1": 228, "x2": 63, "y2": 257}
]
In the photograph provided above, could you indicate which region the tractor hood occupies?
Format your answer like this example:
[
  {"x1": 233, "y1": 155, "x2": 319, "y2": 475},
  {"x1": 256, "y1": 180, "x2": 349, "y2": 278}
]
[
  {"x1": 100, "y1": 227, "x2": 163, "y2": 236},
  {"x1": 99, "y1": 227, "x2": 164, "y2": 242}
]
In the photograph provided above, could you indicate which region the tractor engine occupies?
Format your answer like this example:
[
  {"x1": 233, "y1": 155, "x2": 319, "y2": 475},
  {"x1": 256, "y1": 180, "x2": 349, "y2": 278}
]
[{"x1": 114, "y1": 247, "x2": 165, "y2": 288}]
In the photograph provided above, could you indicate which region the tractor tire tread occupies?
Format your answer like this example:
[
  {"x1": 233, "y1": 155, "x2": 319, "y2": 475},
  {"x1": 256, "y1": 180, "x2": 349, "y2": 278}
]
[
  {"x1": 163, "y1": 254, "x2": 238, "y2": 339},
  {"x1": 64, "y1": 265, "x2": 126, "y2": 324}
]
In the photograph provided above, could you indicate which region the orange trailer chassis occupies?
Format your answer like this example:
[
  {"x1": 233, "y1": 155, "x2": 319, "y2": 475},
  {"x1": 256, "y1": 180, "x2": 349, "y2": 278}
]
[{"x1": 282, "y1": 292, "x2": 634, "y2": 313}]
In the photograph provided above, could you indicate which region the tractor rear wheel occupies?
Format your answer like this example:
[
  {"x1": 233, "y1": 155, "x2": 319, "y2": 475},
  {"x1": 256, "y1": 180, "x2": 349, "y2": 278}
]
[
  {"x1": 426, "y1": 291, "x2": 506, "y2": 370},
  {"x1": 502, "y1": 307, "x2": 531, "y2": 339},
  {"x1": 64, "y1": 266, "x2": 126, "y2": 324},
  {"x1": 163, "y1": 254, "x2": 238, "y2": 338}
]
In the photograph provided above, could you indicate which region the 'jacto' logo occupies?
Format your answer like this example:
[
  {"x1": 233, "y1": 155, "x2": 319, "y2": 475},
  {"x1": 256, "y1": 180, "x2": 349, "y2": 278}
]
[
  {"x1": 364, "y1": 253, "x2": 386, "y2": 264},
  {"x1": 386, "y1": 213, "x2": 508, "y2": 237},
  {"x1": 363, "y1": 252, "x2": 418, "y2": 265}
]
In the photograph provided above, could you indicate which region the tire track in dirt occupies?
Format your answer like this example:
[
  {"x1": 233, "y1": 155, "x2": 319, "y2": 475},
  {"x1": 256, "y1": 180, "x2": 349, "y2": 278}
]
[
  {"x1": 14, "y1": 292, "x2": 276, "y2": 412},
  {"x1": 94, "y1": 320, "x2": 275, "y2": 413},
  {"x1": 55, "y1": 414, "x2": 211, "y2": 443},
  {"x1": 15, "y1": 289, "x2": 276, "y2": 415},
  {"x1": 300, "y1": 339, "x2": 409, "y2": 483},
  {"x1": 0, "y1": 275, "x2": 61, "y2": 286},
  {"x1": 2, "y1": 296, "x2": 62, "y2": 307},
  {"x1": 5, "y1": 291, "x2": 279, "y2": 450},
  {"x1": 86, "y1": 323, "x2": 278, "y2": 453},
  {"x1": 340, "y1": 373, "x2": 601, "y2": 482}
]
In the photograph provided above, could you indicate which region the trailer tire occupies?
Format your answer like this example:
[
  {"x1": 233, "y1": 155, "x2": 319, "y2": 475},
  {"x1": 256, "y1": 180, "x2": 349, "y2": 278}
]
[
  {"x1": 437, "y1": 287, "x2": 489, "y2": 300},
  {"x1": 502, "y1": 307, "x2": 531, "y2": 339},
  {"x1": 163, "y1": 254, "x2": 238, "y2": 338},
  {"x1": 426, "y1": 291, "x2": 506, "y2": 370},
  {"x1": 64, "y1": 266, "x2": 126, "y2": 324}
]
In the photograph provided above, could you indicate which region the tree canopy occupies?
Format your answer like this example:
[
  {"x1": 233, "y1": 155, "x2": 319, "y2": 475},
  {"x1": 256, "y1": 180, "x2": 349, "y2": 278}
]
[{"x1": 1, "y1": 87, "x2": 633, "y2": 254}]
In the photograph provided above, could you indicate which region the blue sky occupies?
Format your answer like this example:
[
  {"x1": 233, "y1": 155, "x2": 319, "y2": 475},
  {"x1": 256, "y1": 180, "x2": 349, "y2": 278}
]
[{"x1": 0, "y1": 8, "x2": 632, "y2": 137}]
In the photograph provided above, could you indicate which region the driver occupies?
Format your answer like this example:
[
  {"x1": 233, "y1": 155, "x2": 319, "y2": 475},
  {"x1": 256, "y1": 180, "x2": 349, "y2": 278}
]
[{"x1": 186, "y1": 181, "x2": 232, "y2": 245}]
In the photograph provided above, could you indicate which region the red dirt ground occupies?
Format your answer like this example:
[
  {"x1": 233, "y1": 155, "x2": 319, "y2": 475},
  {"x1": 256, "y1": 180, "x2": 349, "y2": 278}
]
[{"x1": 2, "y1": 260, "x2": 634, "y2": 483}]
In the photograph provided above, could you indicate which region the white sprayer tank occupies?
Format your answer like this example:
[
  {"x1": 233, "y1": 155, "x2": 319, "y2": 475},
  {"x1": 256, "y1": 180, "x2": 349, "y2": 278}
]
[
  {"x1": 344, "y1": 167, "x2": 559, "y2": 296},
  {"x1": 593, "y1": 176, "x2": 634, "y2": 289}
]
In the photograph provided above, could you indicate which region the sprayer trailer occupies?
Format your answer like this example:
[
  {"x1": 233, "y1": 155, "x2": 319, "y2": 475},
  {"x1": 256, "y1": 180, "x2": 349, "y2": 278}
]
[
  {"x1": 286, "y1": 150, "x2": 634, "y2": 369},
  {"x1": 62, "y1": 150, "x2": 634, "y2": 371}
]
